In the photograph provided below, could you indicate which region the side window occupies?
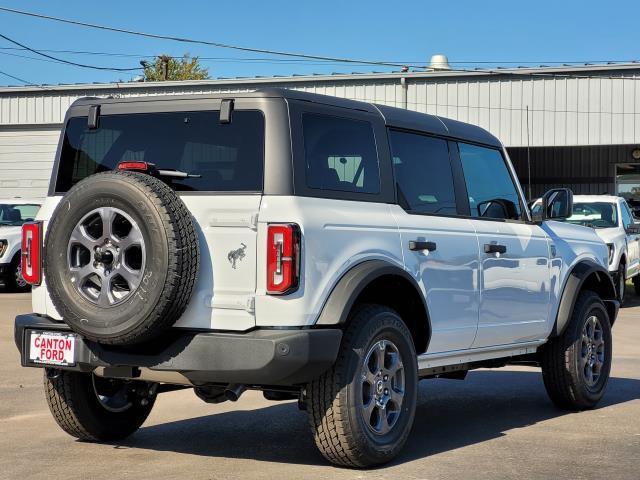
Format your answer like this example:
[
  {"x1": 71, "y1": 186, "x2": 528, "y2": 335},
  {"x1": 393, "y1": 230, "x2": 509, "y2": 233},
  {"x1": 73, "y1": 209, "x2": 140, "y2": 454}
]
[
  {"x1": 303, "y1": 113, "x2": 380, "y2": 194},
  {"x1": 388, "y1": 130, "x2": 457, "y2": 215},
  {"x1": 458, "y1": 142, "x2": 522, "y2": 220},
  {"x1": 621, "y1": 202, "x2": 633, "y2": 229}
]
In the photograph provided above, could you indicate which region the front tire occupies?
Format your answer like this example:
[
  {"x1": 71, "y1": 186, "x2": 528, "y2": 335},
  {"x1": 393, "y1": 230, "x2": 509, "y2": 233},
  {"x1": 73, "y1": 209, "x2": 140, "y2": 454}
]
[
  {"x1": 7, "y1": 254, "x2": 30, "y2": 292},
  {"x1": 633, "y1": 275, "x2": 640, "y2": 296},
  {"x1": 616, "y1": 262, "x2": 626, "y2": 304},
  {"x1": 540, "y1": 290, "x2": 612, "y2": 410},
  {"x1": 44, "y1": 370, "x2": 156, "y2": 441},
  {"x1": 306, "y1": 304, "x2": 418, "y2": 468}
]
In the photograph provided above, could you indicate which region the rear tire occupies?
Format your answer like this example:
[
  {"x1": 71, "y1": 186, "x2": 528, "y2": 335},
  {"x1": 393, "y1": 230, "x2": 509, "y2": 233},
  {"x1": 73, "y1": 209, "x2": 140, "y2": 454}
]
[
  {"x1": 306, "y1": 304, "x2": 418, "y2": 468},
  {"x1": 44, "y1": 370, "x2": 156, "y2": 441},
  {"x1": 540, "y1": 290, "x2": 612, "y2": 410}
]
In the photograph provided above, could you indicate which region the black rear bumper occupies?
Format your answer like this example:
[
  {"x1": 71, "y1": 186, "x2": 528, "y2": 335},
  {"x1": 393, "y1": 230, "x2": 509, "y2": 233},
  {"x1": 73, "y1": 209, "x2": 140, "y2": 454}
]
[{"x1": 15, "y1": 314, "x2": 342, "y2": 386}]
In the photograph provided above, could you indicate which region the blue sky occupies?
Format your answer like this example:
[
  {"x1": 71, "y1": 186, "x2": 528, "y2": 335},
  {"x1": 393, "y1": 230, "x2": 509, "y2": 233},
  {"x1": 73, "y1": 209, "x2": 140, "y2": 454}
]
[{"x1": 0, "y1": 0, "x2": 638, "y2": 86}]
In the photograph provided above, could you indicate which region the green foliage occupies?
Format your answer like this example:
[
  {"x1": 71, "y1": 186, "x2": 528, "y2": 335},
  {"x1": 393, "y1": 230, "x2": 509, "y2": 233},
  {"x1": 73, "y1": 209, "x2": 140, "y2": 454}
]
[{"x1": 142, "y1": 54, "x2": 209, "y2": 81}]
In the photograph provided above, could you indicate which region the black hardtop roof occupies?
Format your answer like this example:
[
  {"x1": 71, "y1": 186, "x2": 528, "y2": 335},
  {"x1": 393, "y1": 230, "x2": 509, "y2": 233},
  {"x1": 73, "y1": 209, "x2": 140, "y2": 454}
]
[{"x1": 70, "y1": 87, "x2": 501, "y2": 147}]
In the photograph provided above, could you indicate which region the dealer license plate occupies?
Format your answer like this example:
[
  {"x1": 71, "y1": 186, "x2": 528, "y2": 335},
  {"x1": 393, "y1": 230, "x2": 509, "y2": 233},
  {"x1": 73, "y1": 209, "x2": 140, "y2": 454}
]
[{"x1": 28, "y1": 331, "x2": 76, "y2": 366}]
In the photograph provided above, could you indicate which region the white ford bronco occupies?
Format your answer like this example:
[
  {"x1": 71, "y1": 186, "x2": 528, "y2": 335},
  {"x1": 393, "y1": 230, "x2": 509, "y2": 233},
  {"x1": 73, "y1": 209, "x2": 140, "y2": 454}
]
[{"x1": 15, "y1": 89, "x2": 618, "y2": 468}]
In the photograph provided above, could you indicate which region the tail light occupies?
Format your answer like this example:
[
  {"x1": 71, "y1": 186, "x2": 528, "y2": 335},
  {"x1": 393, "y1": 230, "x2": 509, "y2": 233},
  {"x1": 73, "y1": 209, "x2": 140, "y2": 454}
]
[
  {"x1": 21, "y1": 221, "x2": 43, "y2": 285},
  {"x1": 117, "y1": 161, "x2": 154, "y2": 172},
  {"x1": 266, "y1": 223, "x2": 301, "y2": 295}
]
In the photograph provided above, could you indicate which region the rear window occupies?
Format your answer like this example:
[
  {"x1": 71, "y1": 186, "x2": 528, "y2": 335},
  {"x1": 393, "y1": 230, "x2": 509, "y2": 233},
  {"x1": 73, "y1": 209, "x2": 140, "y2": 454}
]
[
  {"x1": 302, "y1": 113, "x2": 380, "y2": 194},
  {"x1": 55, "y1": 110, "x2": 265, "y2": 193}
]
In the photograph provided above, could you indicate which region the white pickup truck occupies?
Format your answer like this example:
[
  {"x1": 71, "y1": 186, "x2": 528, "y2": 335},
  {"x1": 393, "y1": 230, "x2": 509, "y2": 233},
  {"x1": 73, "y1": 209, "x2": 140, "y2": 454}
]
[{"x1": 0, "y1": 199, "x2": 41, "y2": 291}]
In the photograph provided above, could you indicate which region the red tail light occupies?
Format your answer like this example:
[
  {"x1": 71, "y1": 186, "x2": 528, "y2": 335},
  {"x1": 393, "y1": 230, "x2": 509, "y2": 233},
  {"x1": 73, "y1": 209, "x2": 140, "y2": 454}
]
[
  {"x1": 266, "y1": 223, "x2": 301, "y2": 295},
  {"x1": 117, "y1": 161, "x2": 152, "y2": 172},
  {"x1": 21, "y1": 221, "x2": 43, "y2": 285}
]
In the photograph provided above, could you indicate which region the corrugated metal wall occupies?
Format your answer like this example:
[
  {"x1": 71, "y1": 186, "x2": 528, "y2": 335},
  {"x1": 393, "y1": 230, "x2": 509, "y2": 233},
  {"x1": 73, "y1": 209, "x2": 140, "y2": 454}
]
[
  {"x1": 2, "y1": 70, "x2": 640, "y2": 199},
  {"x1": 2, "y1": 71, "x2": 640, "y2": 147}
]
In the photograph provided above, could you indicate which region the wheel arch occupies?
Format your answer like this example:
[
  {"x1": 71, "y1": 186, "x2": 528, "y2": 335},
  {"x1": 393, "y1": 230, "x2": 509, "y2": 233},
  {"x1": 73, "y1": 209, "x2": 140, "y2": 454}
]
[
  {"x1": 315, "y1": 260, "x2": 431, "y2": 354},
  {"x1": 554, "y1": 259, "x2": 618, "y2": 337}
]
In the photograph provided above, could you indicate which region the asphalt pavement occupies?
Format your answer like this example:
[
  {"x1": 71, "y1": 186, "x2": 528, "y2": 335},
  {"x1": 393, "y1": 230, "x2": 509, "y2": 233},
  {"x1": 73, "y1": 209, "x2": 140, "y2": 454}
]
[{"x1": 1, "y1": 287, "x2": 638, "y2": 480}]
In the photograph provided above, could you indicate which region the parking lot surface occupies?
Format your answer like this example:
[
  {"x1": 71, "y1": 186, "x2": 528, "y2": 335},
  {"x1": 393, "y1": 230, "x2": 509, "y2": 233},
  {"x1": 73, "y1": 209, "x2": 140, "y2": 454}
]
[{"x1": 1, "y1": 289, "x2": 638, "y2": 480}]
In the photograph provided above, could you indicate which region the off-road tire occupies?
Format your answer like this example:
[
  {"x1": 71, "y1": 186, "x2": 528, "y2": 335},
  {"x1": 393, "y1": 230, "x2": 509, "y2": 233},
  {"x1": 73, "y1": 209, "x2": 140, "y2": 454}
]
[
  {"x1": 540, "y1": 290, "x2": 612, "y2": 410},
  {"x1": 306, "y1": 304, "x2": 418, "y2": 468},
  {"x1": 44, "y1": 370, "x2": 155, "y2": 441},
  {"x1": 44, "y1": 171, "x2": 200, "y2": 345}
]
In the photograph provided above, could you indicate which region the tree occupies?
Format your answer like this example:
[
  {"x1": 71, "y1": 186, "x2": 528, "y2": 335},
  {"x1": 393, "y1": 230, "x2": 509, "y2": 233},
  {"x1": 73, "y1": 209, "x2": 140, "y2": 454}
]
[{"x1": 141, "y1": 54, "x2": 209, "y2": 81}]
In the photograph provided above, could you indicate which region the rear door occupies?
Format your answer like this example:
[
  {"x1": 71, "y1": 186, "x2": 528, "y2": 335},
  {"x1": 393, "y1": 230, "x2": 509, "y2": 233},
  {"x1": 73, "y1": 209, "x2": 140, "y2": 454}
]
[
  {"x1": 53, "y1": 99, "x2": 267, "y2": 331},
  {"x1": 389, "y1": 130, "x2": 480, "y2": 353}
]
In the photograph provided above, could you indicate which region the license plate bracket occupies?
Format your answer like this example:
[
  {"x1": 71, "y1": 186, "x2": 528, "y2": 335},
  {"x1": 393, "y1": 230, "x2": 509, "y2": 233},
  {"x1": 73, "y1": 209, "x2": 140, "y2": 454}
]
[{"x1": 27, "y1": 330, "x2": 77, "y2": 367}]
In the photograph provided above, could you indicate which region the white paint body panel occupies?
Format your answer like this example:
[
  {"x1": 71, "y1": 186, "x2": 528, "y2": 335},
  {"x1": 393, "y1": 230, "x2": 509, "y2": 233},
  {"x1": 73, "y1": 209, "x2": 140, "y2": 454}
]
[
  {"x1": 390, "y1": 205, "x2": 480, "y2": 353},
  {"x1": 254, "y1": 196, "x2": 403, "y2": 327},
  {"x1": 470, "y1": 220, "x2": 552, "y2": 348}
]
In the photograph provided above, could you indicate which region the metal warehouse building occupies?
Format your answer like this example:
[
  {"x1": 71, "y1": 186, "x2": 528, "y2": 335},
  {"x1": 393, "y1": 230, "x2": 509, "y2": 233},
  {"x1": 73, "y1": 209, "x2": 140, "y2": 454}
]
[{"x1": 2, "y1": 62, "x2": 640, "y2": 202}]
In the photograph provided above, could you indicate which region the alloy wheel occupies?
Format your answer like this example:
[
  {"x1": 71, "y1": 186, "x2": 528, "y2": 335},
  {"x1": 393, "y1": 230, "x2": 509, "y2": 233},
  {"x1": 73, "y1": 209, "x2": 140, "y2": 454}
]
[
  {"x1": 360, "y1": 339, "x2": 405, "y2": 435},
  {"x1": 67, "y1": 207, "x2": 146, "y2": 307},
  {"x1": 580, "y1": 315, "x2": 605, "y2": 387}
]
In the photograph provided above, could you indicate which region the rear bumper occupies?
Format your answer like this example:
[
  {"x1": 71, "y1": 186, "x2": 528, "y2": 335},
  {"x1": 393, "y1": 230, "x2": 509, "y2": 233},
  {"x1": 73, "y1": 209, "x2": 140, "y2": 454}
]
[{"x1": 15, "y1": 314, "x2": 342, "y2": 386}]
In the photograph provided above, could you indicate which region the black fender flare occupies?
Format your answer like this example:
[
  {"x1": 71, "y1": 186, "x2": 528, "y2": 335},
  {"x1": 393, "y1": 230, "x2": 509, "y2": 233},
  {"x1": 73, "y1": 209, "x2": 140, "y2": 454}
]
[
  {"x1": 554, "y1": 259, "x2": 618, "y2": 337},
  {"x1": 315, "y1": 259, "x2": 430, "y2": 328}
]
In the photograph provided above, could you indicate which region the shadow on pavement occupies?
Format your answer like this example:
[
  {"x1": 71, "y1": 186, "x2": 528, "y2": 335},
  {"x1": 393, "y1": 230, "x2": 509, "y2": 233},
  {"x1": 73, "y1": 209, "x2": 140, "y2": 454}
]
[{"x1": 116, "y1": 370, "x2": 640, "y2": 467}]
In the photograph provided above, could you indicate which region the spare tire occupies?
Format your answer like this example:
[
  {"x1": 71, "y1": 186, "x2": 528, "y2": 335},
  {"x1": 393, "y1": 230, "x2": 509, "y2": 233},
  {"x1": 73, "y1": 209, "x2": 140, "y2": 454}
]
[{"x1": 44, "y1": 171, "x2": 200, "y2": 345}]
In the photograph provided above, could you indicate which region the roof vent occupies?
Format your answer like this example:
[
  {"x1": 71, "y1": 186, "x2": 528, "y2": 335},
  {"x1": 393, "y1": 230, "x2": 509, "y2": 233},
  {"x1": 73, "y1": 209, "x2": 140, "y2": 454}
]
[{"x1": 429, "y1": 54, "x2": 451, "y2": 70}]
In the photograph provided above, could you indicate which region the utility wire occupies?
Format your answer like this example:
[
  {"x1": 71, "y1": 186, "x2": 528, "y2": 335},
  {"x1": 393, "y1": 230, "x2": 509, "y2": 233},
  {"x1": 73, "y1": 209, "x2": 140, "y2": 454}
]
[
  {"x1": 0, "y1": 68, "x2": 35, "y2": 85},
  {"x1": 0, "y1": 6, "x2": 429, "y2": 69},
  {"x1": 0, "y1": 32, "x2": 142, "y2": 72}
]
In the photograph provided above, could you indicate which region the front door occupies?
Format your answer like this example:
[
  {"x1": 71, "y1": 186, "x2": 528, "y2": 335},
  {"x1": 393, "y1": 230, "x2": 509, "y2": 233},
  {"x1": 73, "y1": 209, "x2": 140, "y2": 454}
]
[
  {"x1": 388, "y1": 130, "x2": 480, "y2": 353},
  {"x1": 455, "y1": 141, "x2": 551, "y2": 348}
]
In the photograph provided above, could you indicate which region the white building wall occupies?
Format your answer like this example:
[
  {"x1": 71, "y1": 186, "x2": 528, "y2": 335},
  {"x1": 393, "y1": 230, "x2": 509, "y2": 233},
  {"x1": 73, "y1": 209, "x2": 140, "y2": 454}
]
[{"x1": 1, "y1": 67, "x2": 640, "y2": 198}]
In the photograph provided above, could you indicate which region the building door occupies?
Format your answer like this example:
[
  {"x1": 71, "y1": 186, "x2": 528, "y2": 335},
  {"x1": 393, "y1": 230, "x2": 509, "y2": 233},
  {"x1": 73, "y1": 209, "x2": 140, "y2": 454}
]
[{"x1": 616, "y1": 163, "x2": 640, "y2": 218}]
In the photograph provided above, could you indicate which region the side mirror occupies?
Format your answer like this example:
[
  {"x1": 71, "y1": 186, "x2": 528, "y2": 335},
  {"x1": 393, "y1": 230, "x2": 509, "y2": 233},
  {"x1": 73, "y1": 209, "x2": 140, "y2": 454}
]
[
  {"x1": 627, "y1": 224, "x2": 640, "y2": 235},
  {"x1": 540, "y1": 188, "x2": 573, "y2": 220}
]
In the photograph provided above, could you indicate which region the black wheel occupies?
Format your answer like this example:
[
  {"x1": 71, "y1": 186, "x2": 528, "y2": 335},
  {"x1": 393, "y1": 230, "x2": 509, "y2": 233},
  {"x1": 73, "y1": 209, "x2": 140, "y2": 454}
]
[
  {"x1": 616, "y1": 262, "x2": 626, "y2": 304},
  {"x1": 44, "y1": 171, "x2": 200, "y2": 345},
  {"x1": 7, "y1": 253, "x2": 30, "y2": 292},
  {"x1": 540, "y1": 290, "x2": 612, "y2": 410},
  {"x1": 306, "y1": 304, "x2": 418, "y2": 468},
  {"x1": 44, "y1": 370, "x2": 156, "y2": 441}
]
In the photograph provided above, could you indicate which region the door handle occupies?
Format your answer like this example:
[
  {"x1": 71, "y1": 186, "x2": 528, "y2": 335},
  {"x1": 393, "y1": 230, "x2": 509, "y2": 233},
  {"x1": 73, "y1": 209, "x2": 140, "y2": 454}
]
[
  {"x1": 484, "y1": 243, "x2": 507, "y2": 254},
  {"x1": 409, "y1": 240, "x2": 437, "y2": 252}
]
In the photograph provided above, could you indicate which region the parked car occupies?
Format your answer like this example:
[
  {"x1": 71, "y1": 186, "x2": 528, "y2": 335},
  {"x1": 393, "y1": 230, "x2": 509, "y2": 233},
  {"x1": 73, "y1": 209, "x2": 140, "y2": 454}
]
[
  {"x1": 0, "y1": 199, "x2": 41, "y2": 291},
  {"x1": 531, "y1": 195, "x2": 640, "y2": 302},
  {"x1": 14, "y1": 89, "x2": 618, "y2": 468}
]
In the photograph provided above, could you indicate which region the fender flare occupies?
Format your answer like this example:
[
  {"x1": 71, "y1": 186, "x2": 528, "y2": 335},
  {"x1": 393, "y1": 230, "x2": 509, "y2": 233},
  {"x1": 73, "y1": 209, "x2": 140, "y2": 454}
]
[
  {"x1": 315, "y1": 259, "x2": 430, "y2": 329},
  {"x1": 554, "y1": 259, "x2": 618, "y2": 336}
]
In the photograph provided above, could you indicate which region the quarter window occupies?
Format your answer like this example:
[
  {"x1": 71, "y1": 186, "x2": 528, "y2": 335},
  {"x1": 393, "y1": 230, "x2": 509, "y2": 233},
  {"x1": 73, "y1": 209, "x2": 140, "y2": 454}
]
[
  {"x1": 303, "y1": 113, "x2": 380, "y2": 194},
  {"x1": 458, "y1": 143, "x2": 522, "y2": 220},
  {"x1": 388, "y1": 130, "x2": 457, "y2": 215}
]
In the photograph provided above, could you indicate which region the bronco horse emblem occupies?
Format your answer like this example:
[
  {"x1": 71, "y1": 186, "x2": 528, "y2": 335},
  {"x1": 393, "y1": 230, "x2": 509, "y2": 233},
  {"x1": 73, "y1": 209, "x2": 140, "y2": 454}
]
[{"x1": 227, "y1": 243, "x2": 247, "y2": 269}]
